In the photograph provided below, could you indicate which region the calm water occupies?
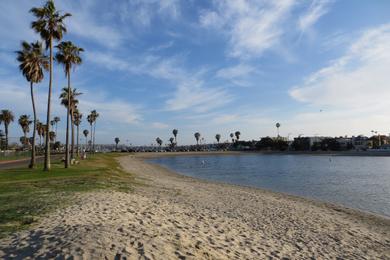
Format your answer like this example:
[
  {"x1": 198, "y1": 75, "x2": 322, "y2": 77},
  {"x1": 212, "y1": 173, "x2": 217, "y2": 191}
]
[{"x1": 149, "y1": 154, "x2": 390, "y2": 217}]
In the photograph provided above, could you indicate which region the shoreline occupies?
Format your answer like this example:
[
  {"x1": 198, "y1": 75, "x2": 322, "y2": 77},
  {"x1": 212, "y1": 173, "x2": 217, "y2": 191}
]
[
  {"x1": 139, "y1": 152, "x2": 390, "y2": 219},
  {"x1": 1, "y1": 154, "x2": 389, "y2": 259},
  {"x1": 137, "y1": 153, "x2": 390, "y2": 222},
  {"x1": 133, "y1": 149, "x2": 390, "y2": 157}
]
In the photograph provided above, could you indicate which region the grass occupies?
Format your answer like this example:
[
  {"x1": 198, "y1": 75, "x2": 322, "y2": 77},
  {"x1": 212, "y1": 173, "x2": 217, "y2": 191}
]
[{"x1": 0, "y1": 153, "x2": 136, "y2": 238}]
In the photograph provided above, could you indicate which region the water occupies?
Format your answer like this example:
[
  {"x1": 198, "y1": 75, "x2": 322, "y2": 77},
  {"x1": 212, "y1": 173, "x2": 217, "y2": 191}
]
[{"x1": 149, "y1": 154, "x2": 390, "y2": 217}]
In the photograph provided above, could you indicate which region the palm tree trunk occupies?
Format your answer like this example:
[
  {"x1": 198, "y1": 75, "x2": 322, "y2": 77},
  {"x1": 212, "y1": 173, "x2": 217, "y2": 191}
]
[
  {"x1": 93, "y1": 122, "x2": 96, "y2": 153},
  {"x1": 44, "y1": 37, "x2": 53, "y2": 171},
  {"x1": 76, "y1": 124, "x2": 80, "y2": 157},
  {"x1": 70, "y1": 109, "x2": 75, "y2": 161},
  {"x1": 65, "y1": 70, "x2": 70, "y2": 168},
  {"x1": 29, "y1": 83, "x2": 36, "y2": 168},
  {"x1": 55, "y1": 122, "x2": 58, "y2": 143},
  {"x1": 85, "y1": 136, "x2": 88, "y2": 154},
  {"x1": 5, "y1": 124, "x2": 8, "y2": 150},
  {"x1": 90, "y1": 124, "x2": 93, "y2": 154}
]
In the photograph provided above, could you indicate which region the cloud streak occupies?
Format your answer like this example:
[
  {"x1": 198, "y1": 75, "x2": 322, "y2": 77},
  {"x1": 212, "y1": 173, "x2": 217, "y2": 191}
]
[{"x1": 298, "y1": 0, "x2": 332, "y2": 33}]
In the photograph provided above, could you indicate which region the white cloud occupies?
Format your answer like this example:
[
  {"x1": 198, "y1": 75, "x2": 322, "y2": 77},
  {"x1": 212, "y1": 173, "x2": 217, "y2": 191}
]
[
  {"x1": 216, "y1": 64, "x2": 255, "y2": 79},
  {"x1": 86, "y1": 51, "x2": 233, "y2": 113},
  {"x1": 118, "y1": 0, "x2": 180, "y2": 27},
  {"x1": 289, "y1": 24, "x2": 390, "y2": 136},
  {"x1": 199, "y1": 0, "x2": 296, "y2": 59},
  {"x1": 148, "y1": 41, "x2": 174, "y2": 52},
  {"x1": 290, "y1": 24, "x2": 390, "y2": 108},
  {"x1": 57, "y1": 1, "x2": 124, "y2": 48},
  {"x1": 151, "y1": 122, "x2": 169, "y2": 129},
  {"x1": 216, "y1": 63, "x2": 256, "y2": 86},
  {"x1": 298, "y1": 0, "x2": 331, "y2": 33}
]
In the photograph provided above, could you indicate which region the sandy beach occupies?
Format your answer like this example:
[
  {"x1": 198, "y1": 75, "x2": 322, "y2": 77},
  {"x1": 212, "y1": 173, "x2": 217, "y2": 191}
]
[{"x1": 0, "y1": 154, "x2": 389, "y2": 259}]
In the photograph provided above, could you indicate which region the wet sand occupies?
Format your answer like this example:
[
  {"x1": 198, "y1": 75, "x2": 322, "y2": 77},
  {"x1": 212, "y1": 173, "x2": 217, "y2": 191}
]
[{"x1": 0, "y1": 154, "x2": 389, "y2": 259}]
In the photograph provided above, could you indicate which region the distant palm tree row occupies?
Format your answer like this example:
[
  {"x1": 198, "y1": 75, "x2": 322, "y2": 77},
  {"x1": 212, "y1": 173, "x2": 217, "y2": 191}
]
[
  {"x1": 4, "y1": 0, "x2": 100, "y2": 170},
  {"x1": 154, "y1": 129, "x2": 242, "y2": 147}
]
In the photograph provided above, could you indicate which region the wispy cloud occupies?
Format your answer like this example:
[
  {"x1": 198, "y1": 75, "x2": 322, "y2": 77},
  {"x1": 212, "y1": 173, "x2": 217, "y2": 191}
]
[
  {"x1": 57, "y1": 1, "x2": 124, "y2": 48},
  {"x1": 199, "y1": 0, "x2": 296, "y2": 59},
  {"x1": 86, "y1": 51, "x2": 233, "y2": 113},
  {"x1": 151, "y1": 122, "x2": 169, "y2": 129},
  {"x1": 298, "y1": 0, "x2": 332, "y2": 33},
  {"x1": 118, "y1": 0, "x2": 181, "y2": 27},
  {"x1": 148, "y1": 41, "x2": 174, "y2": 52},
  {"x1": 216, "y1": 63, "x2": 256, "y2": 87},
  {"x1": 289, "y1": 24, "x2": 390, "y2": 136},
  {"x1": 290, "y1": 23, "x2": 390, "y2": 108}
]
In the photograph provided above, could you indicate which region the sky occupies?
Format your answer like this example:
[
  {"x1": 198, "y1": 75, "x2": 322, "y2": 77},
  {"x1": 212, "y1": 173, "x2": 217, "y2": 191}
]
[{"x1": 1, "y1": 0, "x2": 390, "y2": 145}]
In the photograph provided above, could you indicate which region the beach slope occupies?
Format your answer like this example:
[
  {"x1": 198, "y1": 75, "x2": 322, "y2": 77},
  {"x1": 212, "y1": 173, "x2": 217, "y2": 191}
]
[{"x1": 0, "y1": 154, "x2": 389, "y2": 259}]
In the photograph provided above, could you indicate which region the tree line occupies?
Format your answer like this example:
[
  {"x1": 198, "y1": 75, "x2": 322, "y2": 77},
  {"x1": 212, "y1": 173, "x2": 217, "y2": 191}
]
[{"x1": 0, "y1": 0, "x2": 100, "y2": 170}]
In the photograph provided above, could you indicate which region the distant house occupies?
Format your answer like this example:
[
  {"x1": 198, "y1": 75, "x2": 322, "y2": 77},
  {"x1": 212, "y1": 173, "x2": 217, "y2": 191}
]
[
  {"x1": 335, "y1": 137, "x2": 352, "y2": 150},
  {"x1": 292, "y1": 136, "x2": 328, "y2": 151},
  {"x1": 352, "y1": 136, "x2": 372, "y2": 150}
]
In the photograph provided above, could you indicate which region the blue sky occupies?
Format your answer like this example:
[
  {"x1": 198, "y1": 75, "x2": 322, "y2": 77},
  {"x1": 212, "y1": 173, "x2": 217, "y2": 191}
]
[{"x1": 1, "y1": 0, "x2": 390, "y2": 145}]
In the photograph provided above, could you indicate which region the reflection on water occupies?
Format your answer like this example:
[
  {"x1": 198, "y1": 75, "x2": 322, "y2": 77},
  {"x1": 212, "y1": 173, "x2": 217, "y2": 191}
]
[{"x1": 149, "y1": 154, "x2": 390, "y2": 217}]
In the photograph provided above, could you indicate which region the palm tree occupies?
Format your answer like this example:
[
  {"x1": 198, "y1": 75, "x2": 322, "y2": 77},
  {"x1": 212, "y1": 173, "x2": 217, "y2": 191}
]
[
  {"x1": 36, "y1": 121, "x2": 44, "y2": 148},
  {"x1": 156, "y1": 137, "x2": 163, "y2": 147},
  {"x1": 230, "y1": 133, "x2": 234, "y2": 143},
  {"x1": 276, "y1": 122, "x2": 281, "y2": 138},
  {"x1": 194, "y1": 132, "x2": 201, "y2": 145},
  {"x1": 87, "y1": 114, "x2": 93, "y2": 153},
  {"x1": 83, "y1": 129, "x2": 89, "y2": 152},
  {"x1": 31, "y1": 0, "x2": 71, "y2": 171},
  {"x1": 172, "y1": 129, "x2": 178, "y2": 144},
  {"x1": 59, "y1": 87, "x2": 82, "y2": 165},
  {"x1": 56, "y1": 41, "x2": 83, "y2": 167},
  {"x1": 0, "y1": 110, "x2": 15, "y2": 150},
  {"x1": 90, "y1": 110, "x2": 99, "y2": 153},
  {"x1": 73, "y1": 110, "x2": 82, "y2": 157},
  {"x1": 169, "y1": 137, "x2": 174, "y2": 147},
  {"x1": 115, "y1": 137, "x2": 120, "y2": 151},
  {"x1": 235, "y1": 131, "x2": 241, "y2": 141},
  {"x1": 215, "y1": 134, "x2": 221, "y2": 143},
  {"x1": 18, "y1": 115, "x2": 32, "y2": 147},
  {"x1": 16, "y1": 41, "x2": 48, "y2": 168},
  {"x1": 53, "y1": 116, "x2": 60, "y2": 142}
]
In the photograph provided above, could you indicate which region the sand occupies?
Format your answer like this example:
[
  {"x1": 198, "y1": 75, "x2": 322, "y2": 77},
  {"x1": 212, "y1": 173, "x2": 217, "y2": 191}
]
[{"x1": 0, "y1": 154, "x2": 389, "y2": 259}]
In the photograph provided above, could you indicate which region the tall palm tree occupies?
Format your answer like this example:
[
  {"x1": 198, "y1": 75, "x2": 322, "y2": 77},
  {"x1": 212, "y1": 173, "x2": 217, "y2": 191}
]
[
  {"x1": 73, "y1": 110, "x2": 82, "y2": 157},
  {"x1": 53, "y1": 116, "x2": 60, "y2": 142},
  {"x1": 172, "y1": 129, "x2": 178, "y2": 144},
  {"x1": 59, "y1": 87, "x2": 82, "y2": 165},
  {"x1": 194, "y1": 132, "x2": 201, "y2": 145},
  {"x1": 56, "y1": 41, "x2": 83, "y2": 167},
  {"x1": 215, "y1": 134, "x2": 221, "y2": 144},
  {"x1": 89, "y1": 110, "x2": 99, "y2": 153},
  {"x1": 18, "y1": 115, "x2": 32, "y2": 147},
  {"x1": 87, "y1": 114, "x2": 93, "y2": 153},
  {"x1": 16, "y1": 41, "x2": 48, "y2": 168},
  {"x1": 235, "y1": 131, "x2": 241, "y2": 141},
  {"x1": 83, "y1": 129, "x2": 89, "y2": 152},
  {"x1": 31, "y1": 0, "x2": 71, "y2": 171},
  {"x1": 0, "y1": 110, "x2": 15, "y2": 150},
  {"x1": 115, "y1": 137, "x2": 120, "y2": 151}
]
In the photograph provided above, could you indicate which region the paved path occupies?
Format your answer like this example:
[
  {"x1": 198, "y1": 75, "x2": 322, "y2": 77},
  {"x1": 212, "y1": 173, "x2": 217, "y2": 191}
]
[{"x1": 0, "y1": 155, "x2": 62, "y2": 170}]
